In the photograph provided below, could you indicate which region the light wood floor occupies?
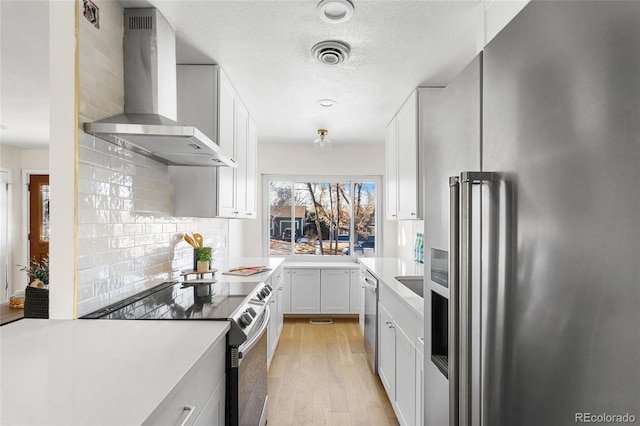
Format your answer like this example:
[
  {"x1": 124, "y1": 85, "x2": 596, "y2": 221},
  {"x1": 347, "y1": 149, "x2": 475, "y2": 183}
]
[{"x1": 267, "y1": 318, "x2": 399, "y2": 426}]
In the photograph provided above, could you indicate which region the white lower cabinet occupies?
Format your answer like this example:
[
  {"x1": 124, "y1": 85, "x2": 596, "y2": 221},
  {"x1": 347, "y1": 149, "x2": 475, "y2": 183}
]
[
  {"x1": 268, "y1": 294, "x2": 278, "y2": 366},
  {"x1": 193, "y1": 378, "x2": 225, "y2": 425},
  {"x1": 285, "y1": 267, "x2": 361, "y2": 315},
  {"x1": 290, "y1": 269, "x2": 321, "y2": 313},
  {"x1": 359, "y1": 267, "x2": 366, "y2": 332},
  {"x1": 268, "y1": 265, "x2": 285, "y2": 367},
  {"x1": 395, "y1": 325, "x2": 416, "y2": 426},
  {"x1": 416, "y1": 348, "x2": 424, "y2": 426},
  {"x1": 377, "y1": 278, "x2": 422, "y2": 426},
  {"x1": 143, "y1": 337, "x2": 226, "y2": 425},
  {"x1": 350, "y1": 269, "x2": 360, "y2": 313},
  {"x1": 282, "y1": 268, "x2": 292, "y2": 312},
  {"x1": 320, "y1": 269, "x2": 350, "y2": 313},
  {"x1": 378, "y1": 303, "x2": 396, "y2": 401}
]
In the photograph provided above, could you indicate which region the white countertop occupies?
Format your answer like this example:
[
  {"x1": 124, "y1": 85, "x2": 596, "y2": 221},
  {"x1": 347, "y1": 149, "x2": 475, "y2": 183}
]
[
  {"x1": 359, "y1": 257, "x2": 425, "y2": 317},
  {"x1": 0, "y1": 319, "x2": 230, "y2": 425}
]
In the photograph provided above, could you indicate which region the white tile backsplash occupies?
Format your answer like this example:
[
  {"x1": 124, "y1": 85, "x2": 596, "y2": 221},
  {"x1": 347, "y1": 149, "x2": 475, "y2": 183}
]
[
  {"x1": 77, "y1": 0, "x2": 230, "y2": 316},
  {"x1": 77, "y1": 131, "x2": 230, "y2": 316}
]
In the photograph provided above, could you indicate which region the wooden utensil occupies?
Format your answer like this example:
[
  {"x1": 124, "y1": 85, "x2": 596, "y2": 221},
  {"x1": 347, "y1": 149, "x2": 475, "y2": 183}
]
[{"x1": 183, "y1": 234, "x2": 197, "y2": 248}]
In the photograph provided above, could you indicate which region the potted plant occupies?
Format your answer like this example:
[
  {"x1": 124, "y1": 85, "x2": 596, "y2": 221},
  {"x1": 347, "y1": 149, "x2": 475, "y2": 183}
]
[
  {"x1": 195, "y1": 247, "x2": 212, "y2": 273},
  {"x1": 19, "y1": 256, "x2": 49, "y2": 318}
]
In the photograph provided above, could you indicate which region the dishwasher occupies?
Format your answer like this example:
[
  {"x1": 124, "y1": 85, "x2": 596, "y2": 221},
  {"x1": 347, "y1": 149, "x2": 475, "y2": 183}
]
[{"x1": 362, "y1": 268, "x2": 379, "y2": 373}]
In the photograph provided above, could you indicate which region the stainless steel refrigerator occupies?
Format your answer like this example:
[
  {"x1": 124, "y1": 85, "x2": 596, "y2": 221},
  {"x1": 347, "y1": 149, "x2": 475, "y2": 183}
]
[{"x1": 423, "y1": 2, "x2": 640, "y2": 425}]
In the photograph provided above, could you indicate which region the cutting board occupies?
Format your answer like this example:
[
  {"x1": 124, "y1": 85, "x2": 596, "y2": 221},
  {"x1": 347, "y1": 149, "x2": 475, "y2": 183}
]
[{"x1": 223, "y1": 266, "x2": 270, "y2": 276}]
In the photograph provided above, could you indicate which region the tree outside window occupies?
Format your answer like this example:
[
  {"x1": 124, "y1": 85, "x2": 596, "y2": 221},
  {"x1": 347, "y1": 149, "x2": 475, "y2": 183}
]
[{"x1": 267, "y1": 177, "x2": 378, "y2": 257}]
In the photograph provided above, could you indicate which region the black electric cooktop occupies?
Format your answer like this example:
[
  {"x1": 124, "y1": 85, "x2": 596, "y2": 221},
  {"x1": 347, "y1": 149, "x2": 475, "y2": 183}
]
[{"x1": 81, "y1": 280, "x2": 262, "y2": 320}]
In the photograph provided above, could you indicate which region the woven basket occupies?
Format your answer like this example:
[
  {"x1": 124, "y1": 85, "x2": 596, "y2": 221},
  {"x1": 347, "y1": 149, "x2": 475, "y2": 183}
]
[{"x1": 24, "y1": 286, "x2": 49, "y2": 319}]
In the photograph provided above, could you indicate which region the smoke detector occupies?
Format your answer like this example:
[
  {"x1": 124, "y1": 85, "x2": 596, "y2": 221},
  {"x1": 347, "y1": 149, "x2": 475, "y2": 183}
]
[{"x1": 311, "y1": 40, "x2": 351, "y2": 66}]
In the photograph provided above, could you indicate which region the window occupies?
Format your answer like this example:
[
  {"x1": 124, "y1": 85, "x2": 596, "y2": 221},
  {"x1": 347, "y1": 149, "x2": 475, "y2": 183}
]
[{"x1": 265, "y1": 175, "x2": 380, "y2": 258}]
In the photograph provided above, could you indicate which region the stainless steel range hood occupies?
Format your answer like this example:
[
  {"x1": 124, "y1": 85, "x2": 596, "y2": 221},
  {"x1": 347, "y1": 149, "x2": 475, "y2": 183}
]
[{"x1": 84, "y1": 8, "x2": 236, "y2": 168}]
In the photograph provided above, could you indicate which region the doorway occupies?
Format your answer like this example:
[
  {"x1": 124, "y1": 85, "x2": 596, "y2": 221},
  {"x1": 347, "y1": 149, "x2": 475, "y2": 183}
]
[{"x1": 28, "y1": 174, "x2": 50, "y2": 269}]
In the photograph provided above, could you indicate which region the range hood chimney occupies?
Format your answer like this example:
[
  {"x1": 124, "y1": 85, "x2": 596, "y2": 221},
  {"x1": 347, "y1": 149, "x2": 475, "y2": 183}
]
[{"x1": 84, "y1": 9, "x2": 236, "y2": 168}]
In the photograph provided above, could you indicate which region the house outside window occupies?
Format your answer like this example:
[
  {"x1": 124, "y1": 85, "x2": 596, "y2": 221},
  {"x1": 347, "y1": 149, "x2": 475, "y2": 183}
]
[{"x1": 264, "y1": 175, "x2": 381, "y2": 259}]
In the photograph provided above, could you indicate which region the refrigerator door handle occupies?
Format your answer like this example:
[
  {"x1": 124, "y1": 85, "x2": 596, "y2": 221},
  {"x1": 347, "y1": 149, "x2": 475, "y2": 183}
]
[
  {"x1": 449, "y1": 176, "x2": 460, "y2": 426},
  {"x1": 457, "y1": 171, "x2": 499, "y2": 426}
]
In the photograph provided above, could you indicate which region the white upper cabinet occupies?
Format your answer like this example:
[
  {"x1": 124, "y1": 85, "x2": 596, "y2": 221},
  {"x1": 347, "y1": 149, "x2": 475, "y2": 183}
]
[
  {"x1": 395, "y1": 93, "x2": 418, "y2": 220},
  {"x1": 385, "y1": 88, "x2": 440, "y2": 220},
  {"x1": 385, "y1": 118, "x2": 398, "y2": 220},
  {"x1": 217, "y1": 69, "x2": 237, "y2": 217},
  {"x1": 173, "y1": 65, "x2": 257, "y2": 219},
  {"x1": 245, "y1": 116, "x2": 257, "y2": 217}
]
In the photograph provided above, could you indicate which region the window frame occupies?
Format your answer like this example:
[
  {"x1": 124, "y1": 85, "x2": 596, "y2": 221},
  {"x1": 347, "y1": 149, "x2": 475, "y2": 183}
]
[{"x1": 262, "y1": 174, "x2": 383, "y2": 261}]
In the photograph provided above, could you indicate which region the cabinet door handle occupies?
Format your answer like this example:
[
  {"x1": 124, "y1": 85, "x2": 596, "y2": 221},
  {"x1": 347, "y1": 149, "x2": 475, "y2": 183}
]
[
  {"x1": 178, "y1": 406, "x2": 196, "y2": 426},
  {"x1": 411, "y1": 212, "x2": 417, "y2": 216}
]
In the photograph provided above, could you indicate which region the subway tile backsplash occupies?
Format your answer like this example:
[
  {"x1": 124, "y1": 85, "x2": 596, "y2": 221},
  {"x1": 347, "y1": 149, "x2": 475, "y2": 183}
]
[
  {"x1": 77, "y1": 132, "x2": 229, "y2": 316},
  {"x1": 77, "y1": 0, "x2": 229, "y2": 316}
]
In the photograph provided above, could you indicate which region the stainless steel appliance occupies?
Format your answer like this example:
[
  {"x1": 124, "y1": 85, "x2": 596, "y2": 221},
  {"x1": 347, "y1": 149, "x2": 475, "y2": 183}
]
[
  {"x1": 83, "y1": 8, "x2": 235, "y2": 167},
  {"x1": 362, "y1": 268, "x2": 378, "y2": 372},
  {"x1": 422, "y1": 2, "x2": 640, "y2": 425},
  {"x1": 82, "y1": 280, "x2": 274, "y2": 426}
]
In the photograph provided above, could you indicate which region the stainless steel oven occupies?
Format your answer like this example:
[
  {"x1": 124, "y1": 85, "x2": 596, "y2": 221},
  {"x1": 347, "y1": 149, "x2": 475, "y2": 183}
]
[{"x1": 229, "y1": 306, "x2": 269, "y2": 426}]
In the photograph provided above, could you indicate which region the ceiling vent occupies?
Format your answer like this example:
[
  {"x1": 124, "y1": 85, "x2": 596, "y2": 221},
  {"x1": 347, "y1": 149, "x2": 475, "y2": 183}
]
[{"x1": 311, "y1": 40, "x2": 351, "y2": 65}]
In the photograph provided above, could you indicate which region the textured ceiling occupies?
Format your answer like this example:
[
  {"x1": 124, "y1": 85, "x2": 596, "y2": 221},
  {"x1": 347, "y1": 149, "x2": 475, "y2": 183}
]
[
  {"x1": 125, "y1": 0, "x2": 481, "y2": 145},
  {"x1": 1, "y1": 0, "x2": 482, "y2": 148}
]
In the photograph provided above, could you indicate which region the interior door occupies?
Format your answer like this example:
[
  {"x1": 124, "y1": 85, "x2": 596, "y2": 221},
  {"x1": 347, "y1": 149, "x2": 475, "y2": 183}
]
[{"x1": 28, "y1": 174, "x2": 50, "y2": 268}]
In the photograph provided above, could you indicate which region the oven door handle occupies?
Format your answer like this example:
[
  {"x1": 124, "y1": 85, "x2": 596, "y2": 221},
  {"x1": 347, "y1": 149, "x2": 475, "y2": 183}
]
[{"x1": 238, "y1": 306, "x2": 270, "y2": 360}]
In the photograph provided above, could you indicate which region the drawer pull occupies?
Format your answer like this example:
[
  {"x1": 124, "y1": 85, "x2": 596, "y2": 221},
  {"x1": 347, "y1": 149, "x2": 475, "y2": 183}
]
[{"x1": 178, "y1": 406, "x2": 196, "y2": 426}]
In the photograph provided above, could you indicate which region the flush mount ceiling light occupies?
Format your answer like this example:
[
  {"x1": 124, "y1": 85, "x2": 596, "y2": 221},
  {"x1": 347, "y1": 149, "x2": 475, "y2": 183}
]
[
  {"x1": 318, "y1": 99, "x2": 337, "y2": 108},
  {"x1": 317, "y1": 0, "x2": 354, "y2": 24},
  {"x1": 313, "y1": 129, "x2": 333, "y2": 151},
  {"x1": 311, "y1": 40, "x2": 351, "y2": 66}
]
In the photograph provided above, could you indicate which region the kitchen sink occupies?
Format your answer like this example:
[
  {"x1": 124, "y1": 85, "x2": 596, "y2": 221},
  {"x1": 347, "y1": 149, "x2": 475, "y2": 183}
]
[{"x1": 394, "y1": 276, "x2": 424, "y2": 298}]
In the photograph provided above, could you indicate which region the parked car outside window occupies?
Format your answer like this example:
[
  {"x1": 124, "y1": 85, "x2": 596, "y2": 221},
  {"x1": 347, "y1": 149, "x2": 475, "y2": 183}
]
[
  {"x1": 343, "y1": 236, "x2": 375, "y2": 255},
  {"x1": 281, "y1": 228, "x2": 302, "y2": 242}
]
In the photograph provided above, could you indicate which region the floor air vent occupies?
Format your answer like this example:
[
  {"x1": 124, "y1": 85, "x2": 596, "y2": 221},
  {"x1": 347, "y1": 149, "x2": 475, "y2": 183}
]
[{"x1": 309, "y1": 318, "x2": 334, "y2": 325}]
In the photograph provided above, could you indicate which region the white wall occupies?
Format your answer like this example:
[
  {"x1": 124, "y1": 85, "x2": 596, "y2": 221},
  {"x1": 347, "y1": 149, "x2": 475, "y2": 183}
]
[
  {"x1": 0, "y1": 146, "x2": 49, "y2": 297},
  {"x1": 236, "y1": 142, "x2": 402, "y2": 258}
]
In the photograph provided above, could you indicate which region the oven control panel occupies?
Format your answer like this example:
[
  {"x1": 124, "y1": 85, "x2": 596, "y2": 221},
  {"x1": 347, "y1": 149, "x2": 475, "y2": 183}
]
[{"x1": 231, "y1": 282, "x2": 273, "y2": 333}]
